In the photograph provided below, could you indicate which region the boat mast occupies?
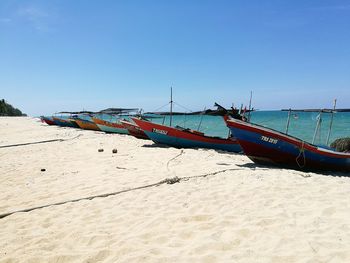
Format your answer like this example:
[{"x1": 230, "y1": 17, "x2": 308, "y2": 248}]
[
  {"x1": 285, "y1": 108, "x2": 291, "y2": 134},
  {"x1": 326, "y1": 99, "x2": 337, "y2": 146},
  {"x1": 169, "y1": 87, "x2": 173, "y2": 127}
]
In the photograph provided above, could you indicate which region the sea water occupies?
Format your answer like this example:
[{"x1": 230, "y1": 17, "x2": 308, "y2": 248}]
[
  {"x1": 53, "y1": 111, "x2": 350, "y2": 146},
  {"x1": 146, "y1": 111, "x2": 350, "y2": 146}
]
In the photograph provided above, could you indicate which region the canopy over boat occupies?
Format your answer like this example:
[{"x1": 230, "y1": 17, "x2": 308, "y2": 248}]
[
  {"x1": 98, "y1": 108, "x2": 139, "y2": 115},
  {"x1": 58, "y1": 111, "x2": 96, "y2": 114}
]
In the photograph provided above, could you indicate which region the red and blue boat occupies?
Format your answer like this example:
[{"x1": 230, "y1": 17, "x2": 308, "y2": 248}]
[
  {"x1": 52, "y1": 116, "x2": 79, "y2": 128},
  {"x1": 120, "y1": 119, "x2": 150, "y2": 140},
  {"x1": 226, "y1": 118, "x2": 350, "y2": 172},
  {"x1": 91, "y1": 116, "x2": 129, "y2": 134},
  {"x1": 40, "y1": 116, "x2": 55, "y2": 126},
  {"x1": 132, "y1": 117, "x2": 241, "y2": 153}
]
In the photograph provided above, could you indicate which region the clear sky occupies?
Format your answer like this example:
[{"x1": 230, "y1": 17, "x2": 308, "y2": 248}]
[{"x1": 1, "y1": 0, "x2": 349, "y2": 116}]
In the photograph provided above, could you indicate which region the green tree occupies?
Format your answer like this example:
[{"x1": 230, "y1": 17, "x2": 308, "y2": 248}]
[{"x1": 0, "y1": 99, "x2": 26, "y2": 116}]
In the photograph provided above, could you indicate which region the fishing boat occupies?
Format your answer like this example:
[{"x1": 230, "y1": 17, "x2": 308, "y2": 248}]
[
  {"x1": 120, "y1": 119, "x2": 150, "y2": 140},
  {"x1": 91, "y1": 116, "x2": 129, "y2": 134},
  {"x1": 132, "y1": 117, "x2": 241, "y2": 152},
  {"x1": 90, "y1": 108, "x2": 140, "y2": 134},
  {"x1": 130, "y1": 89, "x2": 241, "y2": 152},
  {"x1": 225, "y1": 117, "x2": 350, "y2": 172},
  {"x1": 54, "y1": 111, "x2": 100, "y2": 131},
  {"x1": 52, "y1": 116, "x2": 79, "y2": 128},
  {"x1": 73, "y1": 118, "x2": 101, "y2": 131},
  {"x1": 40, "y1": 116, "x2": 55, "y2": 125}
]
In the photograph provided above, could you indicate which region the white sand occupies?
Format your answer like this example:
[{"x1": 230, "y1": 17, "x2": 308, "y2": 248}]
[{"x1": 1, "y1": 117, "x2": 350, "y2": 262}]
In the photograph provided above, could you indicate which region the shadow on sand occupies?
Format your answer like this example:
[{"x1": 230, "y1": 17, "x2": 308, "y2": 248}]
[{"x1": 236, "y1": 162, "x2": 349, "y2": 178}]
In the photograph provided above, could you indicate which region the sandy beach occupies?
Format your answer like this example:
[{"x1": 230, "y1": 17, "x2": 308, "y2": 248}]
[{"x1": 1, "y1": 117, "x2": 350, "y2": 263}]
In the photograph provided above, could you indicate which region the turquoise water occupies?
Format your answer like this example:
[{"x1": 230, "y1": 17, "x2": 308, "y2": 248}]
[
  {"x1": 52, "y1": 111, "x2": 350, "y2": 146},
  {"x1": 148, "y1": 111, "x2": 350, "y2": 146}
]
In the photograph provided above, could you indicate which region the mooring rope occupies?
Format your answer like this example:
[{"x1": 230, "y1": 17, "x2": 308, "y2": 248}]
[
  {"x1": 166, "y1": 150, "x2": 184, "y2": 171},
  {"x1": 0, "y1": 168, "x2": 238, "y2": 220},
  {"x1": 296, "y1": 141, "x2": 306, "y2": 169},
  {"x1": 0, "y1": 135, "x2": 82, "y2": 149}
]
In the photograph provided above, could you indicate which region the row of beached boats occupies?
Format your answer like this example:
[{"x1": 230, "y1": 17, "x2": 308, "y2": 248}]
[
  {"x1": 41, "y1": 109, "x2": 149, "y2": 140},
  {"x1": 41, "y1": 103, "x2": 350, "y2": 173}
]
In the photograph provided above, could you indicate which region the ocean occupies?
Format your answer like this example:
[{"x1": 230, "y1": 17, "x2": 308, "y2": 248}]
[
  {"x1": 53, "y1": 110, "x2": 350, "y2": 146},
  {"x1": 147, "y1": 111, "x2": 350, "y2": 146}
]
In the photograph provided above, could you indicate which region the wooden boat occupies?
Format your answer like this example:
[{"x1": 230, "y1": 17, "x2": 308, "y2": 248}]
[
  {"x1": 132, "y1": 117, "x2": 241, "y2": 152},
  {"x1": 225, "y1": 118, "x2": 350, "y2": 172},
  {"x1": 91, "y1": 117, "x2": 129, "y2": 134},
  {"x1": 40, "y1": 116, "x2": 55, "y2": 125},
  {"x1": 130, "y1": 89, "x2": 241, "y2": 152},
  {"x1": 52, "y1": 116, "x2": 79, "y2": 128},
  {"x1": 73, "y1": 118, "x2": 101, "y2": 131},
  {"x1": 120, "y1": 119, "x2": 149, "y2": 140}
]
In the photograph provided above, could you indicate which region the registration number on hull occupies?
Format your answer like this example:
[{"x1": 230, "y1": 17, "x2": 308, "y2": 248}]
[
  {"x1": 153, "y1": 128, "x2": 168, "y2": 135},
  {"x1": 261, "y1": 135, "x2": 278, "y2": 144}
]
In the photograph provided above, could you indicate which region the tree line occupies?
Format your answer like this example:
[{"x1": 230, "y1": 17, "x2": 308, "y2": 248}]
[{"x1": 0, "y1": 99, "x2": 26, "y2": 116}]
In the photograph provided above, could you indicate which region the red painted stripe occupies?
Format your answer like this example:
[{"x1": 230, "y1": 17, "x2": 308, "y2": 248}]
[
  {"x1": 132, "y1": 118, "x2": 238, "y2": 145},
  {"x1": 120, "y1": 120, "x2": 149, "y2": 139}
]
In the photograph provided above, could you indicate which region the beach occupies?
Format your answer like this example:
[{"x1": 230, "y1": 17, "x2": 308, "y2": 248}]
[{"x1": 1, "y1": 117, "x2": 350, "y2": 263}]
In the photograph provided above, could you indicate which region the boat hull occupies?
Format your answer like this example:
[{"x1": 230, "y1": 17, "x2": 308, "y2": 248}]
[
  {"x1": 52, "y1": 117, "x2": 79, "y2": 128},
  {"x1": 132, "y1": 118, "x2": 241, "y2": 153},
  {"x1": 41, "y1": 116, "x2": 55, "y2": 125},
  {"x1": 226, "y1": 118, "x2": 350, "y2": 172},
  {"x1": 120, "y1": 120, "x2": 149, "y2": 139},
  {"x1": 91, "y1": 117, "x2": 129, "y2": 134},
  {"x1": 74, "y1": 119, "x2": 100, "y2": 131}
]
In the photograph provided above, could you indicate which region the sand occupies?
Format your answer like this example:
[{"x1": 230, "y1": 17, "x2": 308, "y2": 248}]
[{"x1": 0, "y1": 117, "x2": 350, "y2": 262}]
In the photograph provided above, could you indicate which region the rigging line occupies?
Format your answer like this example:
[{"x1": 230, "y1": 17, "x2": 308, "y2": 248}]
[
  {"x1": 153, "y1": 102, "x2": 171, "y2": 113},
  {"x1": 173, "y1": 102, "x2": 193, "y2": 113}
]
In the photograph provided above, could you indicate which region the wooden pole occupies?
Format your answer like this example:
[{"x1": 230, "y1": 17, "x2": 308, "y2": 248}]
[
  {"x1": 312, "y1": 111, "x2": 322, "y2": 144},
  {"x1": 248, "y1": 91, "x2": 253, "y2": 122},
  {"x1": 326, "y1": 99, "x2": 337, "y2": 146},
  {"x1": 170, "y1": 87, "x2": 173, "y2": 127},
  {"x1": 285, "y1": 108, "x2": 291, "y2": 134},
  {"x1": 197, "y1": 107, "x2": 206, "y2": 131}
]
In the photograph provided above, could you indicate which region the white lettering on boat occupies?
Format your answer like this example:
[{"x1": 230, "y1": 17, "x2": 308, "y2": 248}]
[
  {"x1": 261, "y1": 135, "x2": 278, "y2": 144},
  {"x1": 152, "y1": 128, "x2": 168, "y2": 135}
]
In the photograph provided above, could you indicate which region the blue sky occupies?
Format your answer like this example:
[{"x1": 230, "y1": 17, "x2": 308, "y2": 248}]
[{"x1": 1, "y1": 0, "x2": 349, "y2": 116}]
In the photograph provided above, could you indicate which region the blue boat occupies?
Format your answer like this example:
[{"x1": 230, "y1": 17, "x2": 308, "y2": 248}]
[
  {"x1": 133, "y1": 117, "x2": 242, "y2": 153},
  {"x1": 52, "y1": 116, "x2": 79, "y2": 128},
  {"x1": 226, "y1": 118, "x2": 350, "y2": 172}
]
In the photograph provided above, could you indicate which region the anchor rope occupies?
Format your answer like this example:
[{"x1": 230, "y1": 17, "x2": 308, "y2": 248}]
[
  {"x1": 166, "y1": 150, "x2": 185, "y2": 171},
  {"x1": 296, "y1": 140, "x2": 306, "y2": 169},
  {"x1": 0, "y1": 168, "x2": 238, "y2": 220},
  {"x1": 0, "y1": 135, "x2": 83, "y2": 149}
]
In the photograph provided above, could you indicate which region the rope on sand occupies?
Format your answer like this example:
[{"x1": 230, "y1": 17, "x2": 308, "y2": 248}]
[
  {"x1": 0, "y1": 168, "x2": 237, "y2": 220},
  {"x1": 0, "y1": 135, "x2": 82, "y2": 149},
  {"x1": 166, "y1": 149, "x2": 184, "y2": 171}
]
